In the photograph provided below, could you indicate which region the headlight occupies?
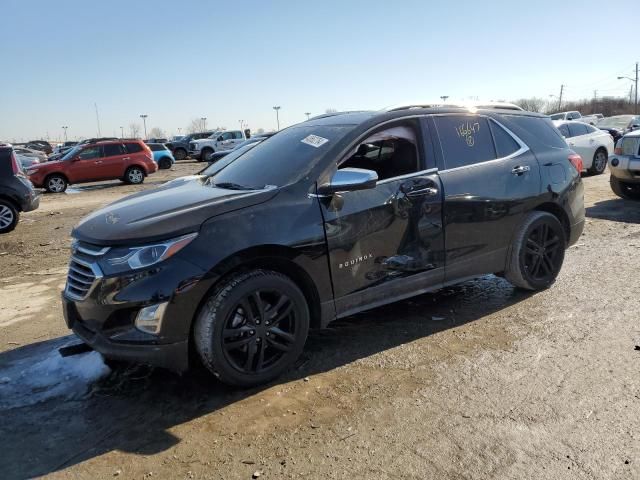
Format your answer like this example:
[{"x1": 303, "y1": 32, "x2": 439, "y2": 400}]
[{"x1": 104, "y1": 233, "x2": 197, "y2": 272}]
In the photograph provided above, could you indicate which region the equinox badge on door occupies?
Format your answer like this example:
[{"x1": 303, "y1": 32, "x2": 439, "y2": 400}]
[{"x1": 338, "y1": 253, "x2": 373, "y2": 269}]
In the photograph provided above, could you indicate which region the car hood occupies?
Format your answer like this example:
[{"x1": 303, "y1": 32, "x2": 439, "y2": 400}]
[{"x1": 72, "y1": 175, "x2": 279, "y2": 246}]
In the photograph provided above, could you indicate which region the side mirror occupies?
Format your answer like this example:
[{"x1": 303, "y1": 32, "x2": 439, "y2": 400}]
[
  {"x1": 631, "y1": 124, "x2": 640, "y2": 130},
  {"x1": 317, "y1": 168, "x2": 378, "y2": 195},
  {"x1": 217, "y1": 136, "x2": 223, "y2": 141}
]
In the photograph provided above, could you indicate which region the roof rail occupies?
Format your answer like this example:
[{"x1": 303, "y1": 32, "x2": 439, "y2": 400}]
[{"x1": 384, "y1": 101, "x2": 524, "y2": 112}]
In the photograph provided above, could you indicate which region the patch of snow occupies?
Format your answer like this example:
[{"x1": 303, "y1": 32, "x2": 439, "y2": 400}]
[{"x1": 0, "y1": 343, "x2": 110, "y2": 410}]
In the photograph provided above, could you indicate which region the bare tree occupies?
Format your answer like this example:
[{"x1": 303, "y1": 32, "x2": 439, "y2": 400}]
[
  {"x1": 513, "y1": 97, "x2": 547, "y2": 113},
  {"x1": 148, "y1": 127, "x2": 165, "y2": 139},
  {"x1": 186, "y1": 118, "x2": 206, "y2": 133},
  {"x1": 129, "y1": 123, "x2": 141, "y2": 138},
  {"x1": 325, "y1": 108, "x2": 338, "y2": 114}
]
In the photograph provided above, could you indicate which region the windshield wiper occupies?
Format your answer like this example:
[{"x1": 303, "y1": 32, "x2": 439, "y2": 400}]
[{"x1": 212, "y1": 182, "x2": 255, "y2": 191}]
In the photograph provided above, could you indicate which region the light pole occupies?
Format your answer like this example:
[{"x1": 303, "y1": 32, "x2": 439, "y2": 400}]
[
  {"x1": 178, "y1": 127, "x2": 182, "y2": 135},
  {"x1": 61, "y1": 126, "x2": 68, "y2": 142},
  {"x1": 201, "y1": 117, "x2": 207, "y2": 131},
  {"x1": 440, "y1": 96, "x2": 449, "y2": 103},
  {"x1": 239, "y1": 119, "x2": 244, "y2": 130},
  {"x1": 120, "y1": 126, "x2": 124, "y2": 138},
  {"x1": 304, "y1": 112, "x2": 311, "y2": 120},
  {"x1": 140, "y1": 114, "x2": 148, "y2": 139},
  {"x1": 618, "y1": 62, "x2": 639, "y2": 115},
  {"x1": 273, "y1": 106, "x2": 281, "y2": 131}
]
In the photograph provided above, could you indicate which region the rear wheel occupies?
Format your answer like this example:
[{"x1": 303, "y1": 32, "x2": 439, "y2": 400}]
[
  {"x1": 194, "y1": 270, "x2": 310, "y2": 387},
  {"x1": 0, "y1": 200, "x2": 19, "y2": 234},
  {"x1": 610, "y1": 175, "x2": 640, "y2": 200},
  {"x1": 505, "y1": 211, "x2": 566, "y2": 291},
  {"x1": 45, "y1": 174, "x2": 68, "y2": 193},
  {"x1": 159, "y1": 157, "x2": 172, "y2": 169},
  {"x1": 124, "y1": 166, "x2": 145, "y2": 185},
  {"x1": 588, "y1": 148, "x2": 607, "y2": 175},
  {"x1": 173, "y1": 148, "x2": 187, "y2": 161}
]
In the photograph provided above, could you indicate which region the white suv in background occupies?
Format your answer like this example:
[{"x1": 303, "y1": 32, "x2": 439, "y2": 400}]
[
  {"x1": 188, "y1": 130, "x2": 247, "y2": 161},
  {"x1": 608, "y1": 130, "x2": 640, "y2": 200},
  {"x1": 554, "y1": 120, "x2": 614, "y2": 175}
]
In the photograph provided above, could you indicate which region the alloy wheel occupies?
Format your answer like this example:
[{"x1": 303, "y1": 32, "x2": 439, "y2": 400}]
[
  {"x1": 128, "y1": 169, "x2": 143, "y2": 183},
  {"x1": 221, "y1": 290, "x2": 298, "y2": 375},
  {"x1": 523, "y1": 223, "x2": 562, "y2": 282},
  {"x1": 0, "y1": 205, "x2": 14, "y2": 229},
  {"x1": 594, "y1": 151, "x2": 607, "y2": 173},
  {"x1": 48, "y1": 177, "x2": 65, "y2": 192}
]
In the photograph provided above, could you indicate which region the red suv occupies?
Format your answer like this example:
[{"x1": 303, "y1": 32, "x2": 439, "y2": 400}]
[{"x1": 27, "y1": 140, "x2": 158, "y2": 193}]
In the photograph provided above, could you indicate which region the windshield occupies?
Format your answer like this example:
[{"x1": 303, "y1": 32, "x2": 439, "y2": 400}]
[
  {"x1": 209, "y1": 125, "x2": 354, "y2": 189},
  {"x1": 201, "y1": 142, "x2": 261, "y2": 177},
  {"x1": 596, "y1": 115, "x2": 633, "y2": 130},
  {"x1": 60, "y1": 145, "x2": 82, "y2": 160},
  {"x1": 549, "y1": 113, "x2": 564, "y2": 120}
]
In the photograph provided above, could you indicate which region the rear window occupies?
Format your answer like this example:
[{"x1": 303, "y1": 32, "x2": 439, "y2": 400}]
[
  {"x1": 125, "y1": 142, "x2": 143, "y2": 153},
  {"x1": 620, "y1": 137, "x2": 640, "y2": 156},
  {"x1": 568, "y1": 123, "x2": 588, "y2": 137},
  {"x1": 490, "y1": 121, "x2": 520, "y2": 158},
  {"x1": 433, "y1": 116, "x2": 497, "y2": 169},
  {"x1": 504, "y1": 115, "x2": 567, "y2": 149},
  {"x1": 103, "y1": 143, "x2": 126, "y2": 157}
]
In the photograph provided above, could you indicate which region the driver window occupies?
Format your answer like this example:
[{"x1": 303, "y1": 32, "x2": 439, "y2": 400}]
[
  {"x1": 78, "y1": 146, "x2": 102, "y2": 160},
  {"x1": 339, "y1": 123, "x2": 420, "y2": 181}
]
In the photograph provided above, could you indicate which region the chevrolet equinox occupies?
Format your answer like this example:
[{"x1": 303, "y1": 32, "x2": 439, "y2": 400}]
[{"x1": 62, "y1": 107, "x2": 585, "y2": 386}]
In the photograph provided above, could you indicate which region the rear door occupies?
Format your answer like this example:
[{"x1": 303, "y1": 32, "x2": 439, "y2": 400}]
[
  {"x1": 429, "y1": 114, "x2": 541, "y2": 280},
  {"x1": 100, "y1": 143, "x2": 128, "y2": 179},
  {"x1": 319, "y1": 119, "x2": 445, "y2": 316},
  {"x1": 67, "y1": 145, "x2": 104, "y2": 183}
]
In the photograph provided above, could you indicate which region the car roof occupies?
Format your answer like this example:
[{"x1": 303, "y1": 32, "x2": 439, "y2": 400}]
[
  {"x1": 553, "y1": 120, "x2": 593, "y2": 127},
  {"x1": 624, "y1": 129, "x2": 640, "y2": 138}
]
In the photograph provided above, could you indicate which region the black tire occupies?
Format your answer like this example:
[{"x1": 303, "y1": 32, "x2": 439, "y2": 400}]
[
  {"x1": 159, "y1": 157, "x2": 172, "y2": 170},
  {"x1": 124, "y1": 166, "x2": 145, "y2": 185},
  {"x1": 200, "y1": 148, "x2": 213, "y2": 162},
  {"x1": 0, "y1": 200, "x2": 19, "y2": 234},
  {"x1": 610, "y1": 175, "x2": 640, "y2": 200},
  {"x1": 505, "y1": 211, "x2": 566, "y2": 291},
  {"x1": 45, "y1": 174, "x2": 68, "y2": 193},
  {"x1": 173, "y1": 148, "x2": 187, "y2": 161},
  {"x1": 194, "y1": 270, "x2": 310, "y2": 387},
  {"x1": 588, "y1": 147, "x2": 607, "y2": 175}
]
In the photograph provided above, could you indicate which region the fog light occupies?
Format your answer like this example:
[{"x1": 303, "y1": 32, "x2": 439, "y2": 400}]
[
  {"x1": 135, "y1": 302, "x2": 168, "y2": 334},
  {"x1": 610, "y1": 158, "x2": 619, "y2": 167}
]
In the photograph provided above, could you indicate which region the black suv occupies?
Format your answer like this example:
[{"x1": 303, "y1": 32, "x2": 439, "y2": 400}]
[
  {"x1": 0, "y1": 147, "x2": 40, "y2": 234},
  {"x1": 166, "y1": 132, "x2": 215, "y2": 160},
  {"x1": 62, "y1": 107, "x2": 584, "y2": 386}
]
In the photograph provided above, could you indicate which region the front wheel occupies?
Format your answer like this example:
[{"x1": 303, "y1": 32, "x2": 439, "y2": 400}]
[
  {"x1": 45, "y1": 174, "x2": 68, "y2": 193},
  {"x1": 610, "y1": 175, "x2": 640, "y2": 200},
  {"x1": 124, "y1": 166, "x2": 145, "y2": 185},
  {"x1": 505, "y1": 211, "x2": 566, "y2": 291},
  {"x1": 173, "y1": 148, "x2": 187, "y2": 161},
  {"x1": 194, "y1": 270, "x2": 310, "y2": 387},
  {"x1": 588, "y1": 148, "x2": 607, "y2": 175},
  {"x1": 0, "y1": 200, "x2": 19, "y2": 234},
  {"x1": 200, "y1": 148, "x2": 213, "y2": 162}
]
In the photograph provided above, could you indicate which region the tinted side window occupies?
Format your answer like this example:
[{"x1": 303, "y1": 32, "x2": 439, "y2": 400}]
[
  {"x1": 434, "y1": 116, "x2": 496, "y2": 169},
  {"x1": 234, "y1": 131, "x2": 244, "y2": 139},
  {"x1": 490, "y1": 121, "x2": 520, "y2": 158},
  {"x1": 78, "y1": 146, "x2": 102, "y2": 160},
  {"x1": 125, "y1": 143, "x2": 143, "y2": 153},
  {"x1": 557, "y1": 124, "x2": 570, "y2": 138},
  {"x1": 148, "y1": 144, "x2": 163, "y2": 151},
  {"x1": 568, "y1": 123, "x2": 588, "y2": 137},
  {"x1": 103, "y1": 143, "x2": 125, "y2": 157},
  {"x1": 504, "y1": 116, "x2": 567, "y2": 149},
  {"x1": 221, "y1": 132, "x2": 234, "y2": 141}
]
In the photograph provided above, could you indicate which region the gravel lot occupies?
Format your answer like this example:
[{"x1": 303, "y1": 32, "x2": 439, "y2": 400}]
[{"x1": 0, "y1": 165, "x2": 638, "y2": 479}]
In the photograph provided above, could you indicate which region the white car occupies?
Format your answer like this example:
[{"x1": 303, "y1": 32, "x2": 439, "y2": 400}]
[{"x1": 554, "y1": 120, "x2": 614, "y2": 175}]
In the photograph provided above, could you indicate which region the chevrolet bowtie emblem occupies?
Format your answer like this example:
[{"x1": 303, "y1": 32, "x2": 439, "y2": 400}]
[{"x1": 105, "y1": 212, "x2": 120, "y2": 225}]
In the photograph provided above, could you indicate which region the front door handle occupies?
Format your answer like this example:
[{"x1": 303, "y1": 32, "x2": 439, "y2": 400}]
[
  {"x1": 406, "y1": 186, "x2": 438, "y2": 197},
  {"x1": 94, "y1": 160, "x2": 103, "y2": 164},
  {"x1": 511, "y1": 165, "x2": 530, "y2": 175}
]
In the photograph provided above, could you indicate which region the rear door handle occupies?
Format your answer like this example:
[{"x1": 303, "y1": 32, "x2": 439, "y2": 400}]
[
  {"x1": 406, "y1": 186, "x2": 438, "y2": 197},
  {"x1": 511, "y1": 165, "x2": 530, "y2": 175}
]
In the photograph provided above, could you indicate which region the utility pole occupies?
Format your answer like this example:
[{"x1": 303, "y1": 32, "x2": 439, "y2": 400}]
[
  {"x1": 62, "y1": 126, "x2": 68, "y2": 142},
  {"x1": 120, "y1": 126, "x2": 124, "y2": 138},
  {"x1": 94, "y1": 103, "x2": 102, "y2": 137},
  {"x1": 440, "y1": 95, "x2": 449, "y2": 103},
  {"x1": 557, "y1": 84, "x2": 564, "y2": 111},
  {"x1": 200, "y1": 117, "x2": 207, "y2": 131},
  {"x1": 273, "y1": 106, "x2": 281, "y2": 131},
  {"x1": 635, "y1": 62, "x2": 638, "y2": 115},
  {"x1": 140, "y1": 114, "x2": 148, "y2": 139}
]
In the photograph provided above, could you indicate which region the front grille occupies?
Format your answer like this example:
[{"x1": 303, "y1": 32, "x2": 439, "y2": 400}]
[{"x1": 65, "y1": 241, "x2": 107, "y2": 301}]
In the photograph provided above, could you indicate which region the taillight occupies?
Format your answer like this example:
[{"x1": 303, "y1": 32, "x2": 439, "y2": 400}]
[
  {"x1": 10, "y1": 151, "x2": 22, "y2": 175},
  {"x1": 568, "y1": 153, "x2": 583, "y2": 173}
]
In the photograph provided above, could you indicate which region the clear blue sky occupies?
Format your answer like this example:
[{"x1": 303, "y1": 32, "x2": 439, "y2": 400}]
[{"x1": 1, "y1": 0, "x2": 638, "y2": 141}]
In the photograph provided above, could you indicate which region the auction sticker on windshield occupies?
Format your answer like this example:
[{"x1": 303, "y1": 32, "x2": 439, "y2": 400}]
[{"x1": 301, "y1": 134, "x2": 329, "y2": 148}]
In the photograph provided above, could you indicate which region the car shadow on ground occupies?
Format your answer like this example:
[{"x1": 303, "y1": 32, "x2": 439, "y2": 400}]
[
  {"x1": 586, "y1": 198, "x2": 640, "y2": 224},
  {"x1": 0, "y1": 275, "x2": 530, "y2": 479}
]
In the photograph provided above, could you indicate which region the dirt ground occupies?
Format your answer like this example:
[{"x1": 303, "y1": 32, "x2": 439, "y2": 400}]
[{"x1": 0, "y1": 164, "x2": 638, "y2": 480}]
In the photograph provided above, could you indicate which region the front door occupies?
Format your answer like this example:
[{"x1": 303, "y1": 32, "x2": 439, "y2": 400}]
[
  {"x1": 319, "y1": 120, "x2": 445, "y2": 317},
  {"x1": 67, "y1": 145, "x2": 104, "y2": 183},
  {"x1": 429, "y1": 114, "x2": 541, "y2": 280}
]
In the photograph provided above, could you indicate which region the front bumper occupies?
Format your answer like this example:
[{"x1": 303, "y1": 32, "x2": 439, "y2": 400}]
[
  {"x1": 61, "y1": 254, "x2": 210, "y2": 372},
  {"x1": 609, "y1": 155, "x2": 640, "y2": 183}
]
